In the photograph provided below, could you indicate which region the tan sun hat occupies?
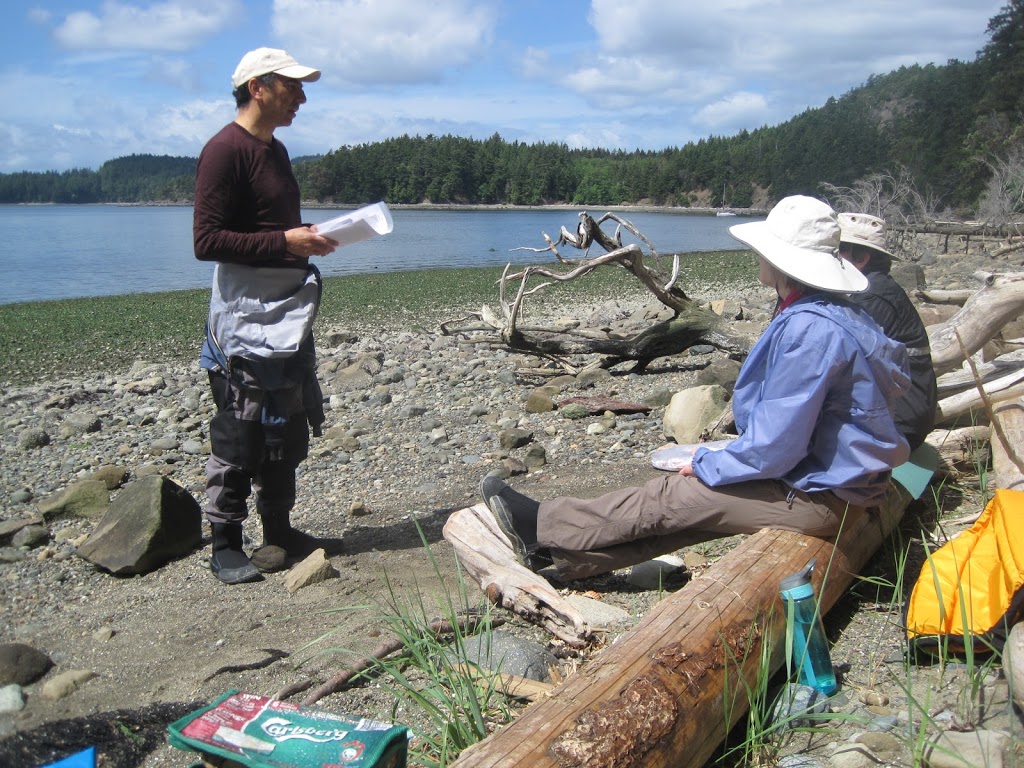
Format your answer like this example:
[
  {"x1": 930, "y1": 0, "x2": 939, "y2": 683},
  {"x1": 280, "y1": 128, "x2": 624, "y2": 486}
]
[
  {"x1": 838, "y1": 212, "x2": 897, "y2": 260},
  {"x1": 231, "y1": 47, "x2": 321, "y2": 89},
  {"x1": 729, "y1": 195, "x2": 868, "y2": 292}
]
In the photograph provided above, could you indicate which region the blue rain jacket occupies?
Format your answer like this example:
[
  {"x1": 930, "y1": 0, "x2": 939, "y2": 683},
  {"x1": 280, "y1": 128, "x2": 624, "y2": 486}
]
[{"x1": 692, "y1": 294, "x2": 911, "y2": 506}]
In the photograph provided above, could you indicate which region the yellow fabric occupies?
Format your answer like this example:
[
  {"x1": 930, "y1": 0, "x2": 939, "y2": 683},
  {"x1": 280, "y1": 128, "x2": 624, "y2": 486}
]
[{"x1": 907, "y1": 489, "x2": 1024, "y2": 639}]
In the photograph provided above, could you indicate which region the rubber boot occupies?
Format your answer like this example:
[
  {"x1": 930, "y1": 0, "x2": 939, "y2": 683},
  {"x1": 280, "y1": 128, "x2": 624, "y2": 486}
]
[
  {"x1": 210, "y1": 523, "x2": 263, "y2": 584},
  {"x1": 259, "y1": 510, "x2": 323, "y2": 558},
  {"x1": 250, "y1": 512, "x2": 289, "y2": 573}
]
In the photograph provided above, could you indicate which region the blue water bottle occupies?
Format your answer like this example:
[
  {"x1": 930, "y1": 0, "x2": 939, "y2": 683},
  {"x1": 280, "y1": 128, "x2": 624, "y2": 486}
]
[{"x1": 779, "y1": 559, "x2": 837, "y2": 695}]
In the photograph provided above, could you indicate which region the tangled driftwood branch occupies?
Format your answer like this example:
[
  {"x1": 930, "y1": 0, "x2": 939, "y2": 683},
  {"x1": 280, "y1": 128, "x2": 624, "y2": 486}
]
[{"x1": 441, "y1": 212, "x2": 750, "y2": 371}]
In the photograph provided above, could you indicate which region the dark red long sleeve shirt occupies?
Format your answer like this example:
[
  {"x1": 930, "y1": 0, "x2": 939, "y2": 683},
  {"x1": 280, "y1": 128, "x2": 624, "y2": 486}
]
[{"x1": 193, "y1": 122, "x2": 307, "y2": 267}]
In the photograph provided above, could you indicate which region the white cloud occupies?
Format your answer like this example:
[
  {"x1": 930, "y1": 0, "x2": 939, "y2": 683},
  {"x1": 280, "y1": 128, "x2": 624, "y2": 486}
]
[
  {"x1": 521, "y1": 46, "x2": 553, "y2": 80},
  {"x1": 558, "y1": 0, "x2": 1002, "y2": 122},
  {"x1": 52, "y1": 0, "x2": 241, "y2": 52},
  {"x1": 271, "y1": 0, "x2": 499, "y2": 85},
  {"x1": 694, "y1": 92, "x2": 770, "y2": 132}
]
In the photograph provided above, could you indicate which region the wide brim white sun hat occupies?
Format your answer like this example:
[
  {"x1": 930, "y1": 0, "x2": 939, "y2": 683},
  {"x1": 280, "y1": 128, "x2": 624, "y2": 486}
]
[{"x1": 729, "y1": 195, "x2": 868, "y2": 293}]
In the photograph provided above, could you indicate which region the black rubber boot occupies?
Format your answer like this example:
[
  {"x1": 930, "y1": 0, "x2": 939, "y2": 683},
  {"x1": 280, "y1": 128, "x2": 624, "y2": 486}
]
[
  {"x1": 253, "y1": 511, "x2": 331, "y2": 572},
  {"x1": 210, "y1": 523, "x2": 263, "y2": 584}
]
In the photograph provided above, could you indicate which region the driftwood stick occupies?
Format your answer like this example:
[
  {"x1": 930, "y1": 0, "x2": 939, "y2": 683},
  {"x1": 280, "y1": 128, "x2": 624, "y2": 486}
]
[
  {"x1": 918, "y1": 288, "x2": 974, "y2": 305},
  {"x1": 935, "y1": 372, "x2": 1024, "y2": 423},
  {"x1": 956, "y1": 330, "x2": 1024, "y2": 482},
  {"x1": 298, "y1": 615, "x2": 505, "y2": 707}
]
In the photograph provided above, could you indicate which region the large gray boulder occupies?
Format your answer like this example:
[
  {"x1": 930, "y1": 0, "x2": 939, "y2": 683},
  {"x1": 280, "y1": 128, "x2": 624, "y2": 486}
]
[{"x1": 77, "y1": 475, "x2": 202, "y2": 575}]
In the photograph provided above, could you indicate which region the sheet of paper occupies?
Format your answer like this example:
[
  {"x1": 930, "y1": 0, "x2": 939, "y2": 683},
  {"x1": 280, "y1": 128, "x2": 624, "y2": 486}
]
[{"x1": 314, "y1": 201, "x2": 394, "y2": 246}]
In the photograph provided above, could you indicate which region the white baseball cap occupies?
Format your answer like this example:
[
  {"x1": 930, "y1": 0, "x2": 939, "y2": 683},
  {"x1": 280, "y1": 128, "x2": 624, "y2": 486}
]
[
  {"x1": 729, "y1": 195, "x2": 868, "y2": 293},
  {"x1": 231, "y1": 47, "x2": 321, "y2": 89}
]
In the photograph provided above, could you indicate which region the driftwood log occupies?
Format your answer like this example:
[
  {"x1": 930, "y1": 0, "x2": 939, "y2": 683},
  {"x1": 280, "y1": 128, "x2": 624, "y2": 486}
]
[
  {"x1": 443, "y1": 505, "x2": 593, "y2": 647},
  {"x1": 1007, "y1": 622, "x2": 1024, "y2": 711},
  {"x1": 927, "y1": 271, "x2": 1024, "y2": 375},
  {"x1": 924, "y1": 426, "x2": 991, "y2": 477},
  {"x1": 990, "y1": 396, "x2": 1024, "y2": 491},
  {"x1": 440, "y1": 212, "x2": 750, "y2": 371},
  {"x1": 448, "y1": 483, "x2": 912, "y2": 768}
]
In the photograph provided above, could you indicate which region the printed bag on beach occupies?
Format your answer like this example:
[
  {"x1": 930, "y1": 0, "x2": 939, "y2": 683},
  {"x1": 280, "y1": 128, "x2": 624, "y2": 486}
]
[{"x1": 168, "y1": 690, "x2": 407, "y2": 768}]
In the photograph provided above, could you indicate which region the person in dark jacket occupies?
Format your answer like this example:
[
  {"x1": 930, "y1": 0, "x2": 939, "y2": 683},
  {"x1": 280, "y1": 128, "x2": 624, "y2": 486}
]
[
  {"x1": 194, "y1": 48, "x2": 337, "y2": 584},
  {"x1": 839, "y1": 213, "x2": 938, "y2": 449}
]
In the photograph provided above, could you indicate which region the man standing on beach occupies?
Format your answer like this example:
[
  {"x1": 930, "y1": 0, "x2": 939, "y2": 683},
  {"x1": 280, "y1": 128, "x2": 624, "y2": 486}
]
[{"x1": 193, "y1": 48, "x2": 337, "y2": 584}]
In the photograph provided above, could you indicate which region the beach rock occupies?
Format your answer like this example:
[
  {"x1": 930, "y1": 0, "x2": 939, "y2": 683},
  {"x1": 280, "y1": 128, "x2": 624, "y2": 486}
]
[
  {"x1": 38, "y1": 479, "x2": 109, "y2": 521},
  {"x1": 453, "y1": 630, "x2": 557, "y2": 682},
  {"x1": 41, "y1": 670, "x2": 96, "y2": 701},
  {"x1": 525, "y1": 391, "x2": 555, "y2": 413},
  {"x1": 285, "y1": 549, "x2": 338, "y2": 593},
  {"x1": 0, "y1": 684, "x2": 25, "y2": 714},
  {"x1": 124, "y1": 376, "x2": 166, "y2": 395},
  {"x1": 663, "y1": 385, "x2": 730, "y2": 444},
  {"x1": 0, "y1": 643, "x2": 53, "y2": 686},
  {"x1": 499, "y1": 428, "x2": 533, "y2": 451},
  {"x1": 923, "y1": 729, "x2": 1010, "y2": 768},
  {"x1": 76, "y1": 475, "x2": 202, "y2": 575},
  {"x1": 90, "y1": 465, "x2": 130, "y2": 490},
  {"x1": 696, "y1": 357, "x2": 743, "y2": 393},
  {"x1": 18, "y1": 428, "x2": 50, "y2": 450},
  {"x1": 0, "y1": 517, "x2": 43, "y2": 544},
  {"x1": 11, "y1": 525, "x2": 49, "y2": 549},
  {"x1": 627, "y1": 555, "x2": 686, "y2": 589}
]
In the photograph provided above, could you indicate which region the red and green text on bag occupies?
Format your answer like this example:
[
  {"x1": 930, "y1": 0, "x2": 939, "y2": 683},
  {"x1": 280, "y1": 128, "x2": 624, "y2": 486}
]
[
  {"x1": 168, "y1": 690, "x2": 407, "y2": 768},
  {"x1": 906, "y1": 489, "x2": 1024, "y2": 654}
]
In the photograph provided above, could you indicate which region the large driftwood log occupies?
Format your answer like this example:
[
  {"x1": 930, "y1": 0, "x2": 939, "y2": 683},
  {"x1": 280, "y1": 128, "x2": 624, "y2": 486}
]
[
  {"x1": 928, "y1": 271, "x2": 1024, "y2": 375},
  {"x1": 443, "y1": 504, "x2": 593, "y2": 647},
  {"x1": 450, "y1": 483, "x2": 911, "y2": 768}
]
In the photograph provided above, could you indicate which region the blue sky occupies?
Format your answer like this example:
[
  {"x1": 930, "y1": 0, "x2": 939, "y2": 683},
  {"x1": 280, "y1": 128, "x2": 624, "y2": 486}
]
[{"x1": 0, "y1": 0, "x2": 1007, "y2": 172}]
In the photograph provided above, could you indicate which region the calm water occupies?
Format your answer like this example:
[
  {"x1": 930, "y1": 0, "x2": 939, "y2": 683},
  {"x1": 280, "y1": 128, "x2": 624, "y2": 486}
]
[{"x1": 0, "y1": 205, "x2": 755, "y2": 305}]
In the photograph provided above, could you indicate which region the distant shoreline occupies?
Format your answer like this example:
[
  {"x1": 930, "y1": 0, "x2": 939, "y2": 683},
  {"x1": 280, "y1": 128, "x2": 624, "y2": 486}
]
[{"x1": 7, "y1": 200, "x2": 767, "y2": 216}]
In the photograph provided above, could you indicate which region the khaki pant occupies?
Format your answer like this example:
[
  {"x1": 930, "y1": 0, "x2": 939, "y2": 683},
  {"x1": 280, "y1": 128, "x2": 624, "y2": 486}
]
[{"x1": 537, "y1": 475, "x2": 863, "y2": 580}]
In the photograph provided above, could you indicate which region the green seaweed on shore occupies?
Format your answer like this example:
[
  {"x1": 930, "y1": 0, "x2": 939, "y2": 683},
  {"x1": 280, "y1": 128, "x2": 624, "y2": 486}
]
[{"x1": 0, "y1": 251, "x2": 752, "y2": 385}]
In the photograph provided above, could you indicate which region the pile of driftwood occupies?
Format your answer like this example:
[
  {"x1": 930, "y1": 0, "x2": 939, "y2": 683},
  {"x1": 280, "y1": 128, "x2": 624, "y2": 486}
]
[{"x1": 438, "y1": 214, "x2": 1024, "y2": 767}]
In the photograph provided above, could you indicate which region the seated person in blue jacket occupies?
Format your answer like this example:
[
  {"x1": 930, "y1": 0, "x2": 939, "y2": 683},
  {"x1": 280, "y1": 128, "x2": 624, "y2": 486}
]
[
  {"x1": 839, "y1": 213, "x2": 938, "y2": 449},
  {"x1": 480, "y1": 196, "x2": 912, "y2": 581}
]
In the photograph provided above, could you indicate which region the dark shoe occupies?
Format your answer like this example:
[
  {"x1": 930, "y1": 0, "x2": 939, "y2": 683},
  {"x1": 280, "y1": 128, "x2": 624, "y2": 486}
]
[
  {"x1": 260, "y1": 512, "x2": 341, "y2": 559},
  {"x1": 210, "y1": 523, "x2": 263, "y2": 585},
  {"x1": 488, "y1": 495, "x2": 533, "y2": 568},
  {"x1": 479, "y1": 475, "x2": 540, "y2": 549},
  {"x1": 486, "y1": 494, "x2": 553, "y2": 573}
]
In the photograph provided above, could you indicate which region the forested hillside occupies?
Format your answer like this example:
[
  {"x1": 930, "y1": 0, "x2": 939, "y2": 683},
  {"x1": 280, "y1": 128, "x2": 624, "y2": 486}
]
[{"x1": 2, "y1": 2, "x2": 1021, "y2": 217}]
